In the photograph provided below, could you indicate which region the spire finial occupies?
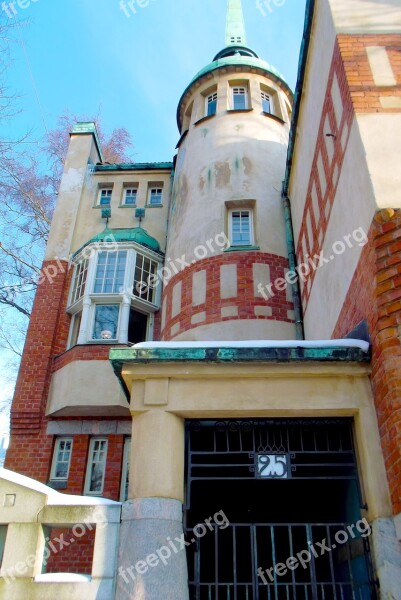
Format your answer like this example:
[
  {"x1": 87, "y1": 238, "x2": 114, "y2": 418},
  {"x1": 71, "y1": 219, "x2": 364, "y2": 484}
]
[{"x1": 225, "y1": 0, "x2": 247, "y2": 47}]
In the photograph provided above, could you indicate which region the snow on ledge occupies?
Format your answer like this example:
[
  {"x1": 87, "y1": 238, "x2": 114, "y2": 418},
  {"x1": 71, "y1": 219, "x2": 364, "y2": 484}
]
[
  {"x1": 0, "y1": 468, "x2": 120, "y2": 506},
  {"x1": 35, "y1": 573, "x2": 92, "y2": 583},
  {"x1": 134, "y1": 339, "x2": 370, "y2": 353}
]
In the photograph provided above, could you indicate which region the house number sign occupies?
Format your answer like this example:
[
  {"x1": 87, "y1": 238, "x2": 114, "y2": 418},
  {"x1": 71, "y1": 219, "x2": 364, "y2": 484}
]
[{"x1": 257, "y1": 454, "x2": 291, "y2": 479}]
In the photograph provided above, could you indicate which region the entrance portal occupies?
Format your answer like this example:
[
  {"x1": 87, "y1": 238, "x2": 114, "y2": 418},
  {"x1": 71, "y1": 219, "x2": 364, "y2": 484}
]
[{"x1": 184, "y1": 419, "x2": 377, "y2": 600}]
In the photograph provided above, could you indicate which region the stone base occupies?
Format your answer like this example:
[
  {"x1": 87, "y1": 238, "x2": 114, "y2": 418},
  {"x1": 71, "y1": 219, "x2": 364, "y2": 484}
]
[
  {"x1": 372, "y1": 517, "x2": 401, "y2": 599},
  {"x1": 115, "y1": 498, "x2": 189, "y2": 600}
]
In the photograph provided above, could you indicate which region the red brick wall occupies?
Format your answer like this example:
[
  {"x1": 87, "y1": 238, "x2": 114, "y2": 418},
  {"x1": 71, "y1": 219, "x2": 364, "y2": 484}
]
[
  {"x1": 333, "y1": 210, "x2": 401, "y2": 513},
  {"x1": 45, "y1": 526, "x2": 96, "y2": 575},
  {"x1": 161, "y1": 252, "x2": 294, "y2": 340},
  {"x1": 338, "y1": 34, "x2": 401, "y2": 113}
]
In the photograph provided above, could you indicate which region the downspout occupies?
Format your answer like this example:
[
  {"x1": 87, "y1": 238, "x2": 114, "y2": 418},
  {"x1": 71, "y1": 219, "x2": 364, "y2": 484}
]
[
  {"x1": 281, "y1": 0, "x2": 315, "y2": 341},
  {"x1": 283, "y1": 196, "x2": 304, "y2": 340}
]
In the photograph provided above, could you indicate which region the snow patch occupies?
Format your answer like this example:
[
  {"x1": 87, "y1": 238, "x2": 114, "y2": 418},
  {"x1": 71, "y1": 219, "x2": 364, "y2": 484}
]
[
  {"x1": 35, "y1": 573, "x2": 91, "y2": 583},
  {"x1": 134, "y1": 339, "x2": 370, "y2": 353}
]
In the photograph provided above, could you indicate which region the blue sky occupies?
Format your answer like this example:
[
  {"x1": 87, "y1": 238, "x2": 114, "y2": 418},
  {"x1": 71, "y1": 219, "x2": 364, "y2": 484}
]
[
  {"x1": 4, "y1": 0, "x2": 306, "y2": 161},
  {"x1": 0, "y1": 0, "x2": 306, "y2": 413}
]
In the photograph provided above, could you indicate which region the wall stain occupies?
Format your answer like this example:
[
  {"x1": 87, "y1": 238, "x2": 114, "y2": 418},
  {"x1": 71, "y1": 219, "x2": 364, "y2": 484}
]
[
  {"x1": 242, "y1": 157, "x2": 253, "y2": 176},
  {"x1": 214, "y1": 162, "x2": 231, "y2": 188}
]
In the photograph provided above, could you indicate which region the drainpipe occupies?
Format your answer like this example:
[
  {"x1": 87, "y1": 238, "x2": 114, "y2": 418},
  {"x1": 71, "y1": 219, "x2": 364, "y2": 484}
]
[{"x1": 283, "y1": 194, "x2": 304, "y2": 340}]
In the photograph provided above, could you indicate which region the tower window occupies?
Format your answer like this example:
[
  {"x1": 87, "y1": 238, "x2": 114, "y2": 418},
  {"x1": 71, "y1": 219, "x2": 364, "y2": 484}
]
[
  {"x1": 93, "y1": 251, "x2": 127, "y2": 294},
  {"x1": 206, "y1": 92, "x2": 218, "y2": 117},
  {"x1": 85, "y1": 438, "x2": 108, "y2": 495},
  {"x1": 98, "y1": 187, "x2": 113, "y2": 206},
  {"x1": 123, "y1": 188, "x2": 138, "y2": 206},
  {"x1": 261, "y1": 91, "x2": 272, "y2": 114},
  {"x1": 50, "y1": 438, "x2": 73, "y2": 481},
  {"x1": 229, "y1": 209, "x2": 254, "y2": 246},
  {"x1": 231, "y1": 86, "x2": 248, "y2": 110},
  {"x1": 148, "y1": 187, "x2": 163, "y2": 205}
]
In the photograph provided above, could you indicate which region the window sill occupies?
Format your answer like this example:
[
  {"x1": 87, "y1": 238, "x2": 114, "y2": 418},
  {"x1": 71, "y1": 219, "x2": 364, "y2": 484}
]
[
  {"x1": 224, "y1": 245, "x2": 260, "y2": 252},
  {"x1": 262, "y1": 111, "x2": 285, "y2": 124},
  {"x1": 176, "y1": 129, "x2": 189, "y2": 148},
  {"x1": 93, "y1": 204, "x2": 111, "y2": 209},
  {"x1": 227, "y1": 108, "x2": 253, "y2": 114},
  {"x1": 145, "y1": 203, "x2": 163, "y2": 208},
  {"x1": 119, "y1": 204, "x2": 137, "y2": 208},
  {"x1": 194, "y1": 114, "x2": 216, "y2": 126}
]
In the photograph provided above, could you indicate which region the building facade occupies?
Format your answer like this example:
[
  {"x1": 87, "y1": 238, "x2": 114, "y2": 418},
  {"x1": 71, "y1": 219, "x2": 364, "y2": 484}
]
[{"x1": 1, "y1": 0, "x2": 401, "y2": 598}]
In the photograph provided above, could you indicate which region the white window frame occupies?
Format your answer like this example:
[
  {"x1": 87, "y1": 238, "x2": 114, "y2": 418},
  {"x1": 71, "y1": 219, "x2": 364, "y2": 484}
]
[
  {"x1": 123, "y1": 188, "x2": 138, "y2": 206},
  {"x1": 67, "y1": 244, "x2": 162, "y2": 346},
  {"x1": 93, "y1": 250, "x2": 128, "y2": 294},
  {"x1": 205, "y1": 92, "x2": 218, "y2": 117},
  {"x1": 85, "y1": 438, "x2": 108, "y2": 496},
  {"x1": 120, "y1": 437, "x2": 131, "y2": 502},
  {"x1": 229, "y1": 209, "x2": 254, "y2": 247},
  {"x1": 261, "y1": 91, "x2": 273, "y2": 114},
  {"x1": 70, "y1": 258, "x2": 89, "y2": 305},
  {"x1": 50, "y1": 437, "x2": 73, "y2": 481},
  {"x1": 97, "y1": 187, "x2": 113, "y2": 206},
  {"x1": 148, "y1": 187, "x2": 163, "y2": 205},
  {"x1": 231, "y1": 86, "x2": 248, "y2": 110},
  {"x1": 90, "y1": 302, "x2": 121, "y2": 341}
]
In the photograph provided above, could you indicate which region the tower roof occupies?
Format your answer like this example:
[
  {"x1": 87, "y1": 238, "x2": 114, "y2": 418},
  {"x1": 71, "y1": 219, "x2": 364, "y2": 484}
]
[{"x1": 225, "y1": 0, "x2": 247, "y2": 47}]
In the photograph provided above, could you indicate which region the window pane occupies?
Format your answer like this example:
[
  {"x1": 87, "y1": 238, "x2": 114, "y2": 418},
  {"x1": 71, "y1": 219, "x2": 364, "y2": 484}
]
[
  {"x1": 233, "y1": 87, "x2": 247, "y2": 110},
  {"x1": 231, "y1": 211, "x2": 251, "y2": 246},
  {"x1": 206, "y1": 93, "x2": 217, "y2": 116},
  {"x1": 52, "y1": 438, "x2": 73, "y2": 480},
  {"x1": 71, "y1": 259, "x2": 89, "y2": 304},
  {"x1": 133, "y1": 253, "x2": 159, "y2": 304},
  {"x1": 88, "y1": 439, "x2": 107, "y2": 494},
  {"x1": 92, "y1": 304, "x2": 119, "y2": 340},
  {"x1": 149, "y1": 188, "x2": 162, "y2": 205},
  {"x1": 262, "y1": 92, "x2": 271, "y2": 113},
  {"x1": 99, "y1": 189, "x2": 112, "y2": 205},
  {"x1": 124, "y1": 189, "x2": 137, "y2": 205},
  {"x1": 93, "y1": 251, "x2": 127, "y2": 294}
]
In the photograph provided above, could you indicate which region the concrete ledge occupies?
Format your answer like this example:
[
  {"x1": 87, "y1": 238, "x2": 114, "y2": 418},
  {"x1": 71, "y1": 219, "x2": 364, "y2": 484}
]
[{"x1": 122, "y1": 498, "x2": 183, "y2": 522}]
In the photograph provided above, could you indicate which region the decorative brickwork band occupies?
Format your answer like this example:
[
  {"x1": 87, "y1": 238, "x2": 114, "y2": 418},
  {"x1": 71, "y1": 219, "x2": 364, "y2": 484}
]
[
  {"x1": 161, "y1": 252, "x2": 294, "y2": 340},
  {"x1": 333, "y1": 211, "x2": 401, "y2": 514}
]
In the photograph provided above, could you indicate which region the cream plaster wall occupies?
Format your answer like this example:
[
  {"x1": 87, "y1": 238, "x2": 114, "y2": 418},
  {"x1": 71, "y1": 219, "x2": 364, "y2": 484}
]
[
  {"x1": 172, "y1": 319, "x2": 295, "y2": 341},
  {"x1": 328, "y1": 0, "x2": 401, "y2": 34},
  {"x1": 303, "y1": 121, "x2": 376, "y2": 339},
  {"x1": 289, "y1": 0, "x2": 336, "y2": 248},
  {"x1": 46, "y1": 361, "x2": 130, "y2": 417}
]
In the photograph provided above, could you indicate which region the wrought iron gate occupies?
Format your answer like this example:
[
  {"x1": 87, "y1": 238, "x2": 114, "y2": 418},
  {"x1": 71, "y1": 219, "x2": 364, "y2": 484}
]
[{"x1": 184, "y1": 419, "x2": 378, "y2": 600}]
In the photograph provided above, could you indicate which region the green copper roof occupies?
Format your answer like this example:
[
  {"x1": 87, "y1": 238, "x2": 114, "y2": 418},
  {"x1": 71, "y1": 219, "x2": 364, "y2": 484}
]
[
  {"x1": 74, "y1": 227, "x2": 162, "y2": 256},
  {"x1": 94, "y1": 162, "x2": 173, "y2": 172},
  {"x1": 226, "y1": 0, "x2": 247, "y2": 47},
  {"x1": 177, "y1": 55, "x2": 291, "y2": 129}
]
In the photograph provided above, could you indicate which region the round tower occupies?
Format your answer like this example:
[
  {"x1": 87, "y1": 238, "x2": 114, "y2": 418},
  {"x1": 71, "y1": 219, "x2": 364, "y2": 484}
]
[{"x1": 162, "y1": 0, "x2": 296, "y2": 341}]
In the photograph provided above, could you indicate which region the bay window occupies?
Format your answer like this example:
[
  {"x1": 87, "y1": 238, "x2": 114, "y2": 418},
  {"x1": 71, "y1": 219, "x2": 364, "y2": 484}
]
[{"x1": 67, "y1": 243, "x2": 162, "y2": 347}]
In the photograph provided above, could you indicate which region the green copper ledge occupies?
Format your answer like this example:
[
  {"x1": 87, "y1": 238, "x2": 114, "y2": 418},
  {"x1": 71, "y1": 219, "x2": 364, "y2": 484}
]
[
  {"x1": 94, "y1": 162, "x2": 173, "y2": 172},
  {"x1": 73, "y1": 227, "x2": 163, "y2": 257},
  {"x1": 109, "y1": 346, "x2": 370, "y2": 401}
]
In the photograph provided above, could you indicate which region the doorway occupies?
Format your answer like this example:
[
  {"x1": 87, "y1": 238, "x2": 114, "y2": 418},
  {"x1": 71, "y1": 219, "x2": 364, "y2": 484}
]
[{"x1": 184, "y1": 419, "x2": 377, "y2": 600}]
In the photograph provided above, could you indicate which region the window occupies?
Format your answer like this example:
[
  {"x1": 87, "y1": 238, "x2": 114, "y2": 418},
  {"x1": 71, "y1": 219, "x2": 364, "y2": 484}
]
[
  {"x1": 133, "y1": 253, "x2": 159, "y2": 304},
  {"x1": 232, "y1": 86, "x2": 248, "y2": 110},
  {"x1": 120, "y1": 438, "x2": 131, "y2": 502},
  {"x1": 261, "y1": 91, "x2": 272, "y2": 114},
  {"x1": 230, "y1": 210, "x2": 253, "y2": 246},
  {"x1": 123, "y1": 188, "x2": 138, "y2": 206},
  {"x1": 67, "y1": 246, "x2": 161, "y2": 345},
  {"x1": 85, "y1": 438, "x2": 108, "y2": 495},
  {"x1": 148, "y1": 187, "x2": 163, "y2": 205},
  {"x1": 71, "y1": 259, "x2": 89, "y2": 304},
  {"x1": 68, "y1": 311, "x2": 82, "y2": 348},
  {"x1": 92, "y1": 304, "x2": 120, "y2": 340},
  {"x1": 0, "y1": 526, "x2": 7, "y2": 568},
  {"x1": 206, "y1": 92, "x2": 217, "y2": 117},
  {"x1": 50, "y1": 438, "x2": 73, "y2": 480},
  {"x1": 93, "y1": 251, "x2": 127, "y2": 294},
  {"x1": 98, "y1": 188, "x2": 112, "y2": 206}
]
